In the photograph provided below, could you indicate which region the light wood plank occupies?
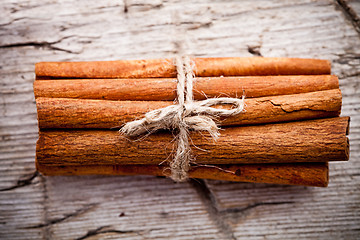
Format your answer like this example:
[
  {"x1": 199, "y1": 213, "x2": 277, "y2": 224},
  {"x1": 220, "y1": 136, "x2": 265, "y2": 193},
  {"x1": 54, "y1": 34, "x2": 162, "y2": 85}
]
[{"x1": 0, "y1": 0, "x2": 359, "y2": 239}]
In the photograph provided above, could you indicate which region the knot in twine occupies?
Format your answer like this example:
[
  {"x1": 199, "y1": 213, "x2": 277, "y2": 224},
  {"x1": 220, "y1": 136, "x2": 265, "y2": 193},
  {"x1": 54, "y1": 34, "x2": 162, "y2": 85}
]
[{"x1": 120, "y1": 56, "x2": 245, "y2": 182}]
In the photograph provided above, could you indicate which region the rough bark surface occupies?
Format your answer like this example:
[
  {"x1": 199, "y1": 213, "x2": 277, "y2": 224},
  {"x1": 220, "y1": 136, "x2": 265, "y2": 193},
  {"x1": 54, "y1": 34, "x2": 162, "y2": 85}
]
[
  {"x1": 35, "y1": 89, "x2": 342, "y2": 129},
  {"x1": 34, "y1": 57, "x2": 331, "y2": 78},
  {"x1": 33, "y1": 75, "x2": 339, "y2": 101},
  {"x1": 36, "y1": 163, "x2": 329, "y2": 187},
  {"x1": 1, "y1": 0, "x2": 360, "y2": 239},
  {"x1": 36, "y1": 117, "x2": 349, "y2": 166}
]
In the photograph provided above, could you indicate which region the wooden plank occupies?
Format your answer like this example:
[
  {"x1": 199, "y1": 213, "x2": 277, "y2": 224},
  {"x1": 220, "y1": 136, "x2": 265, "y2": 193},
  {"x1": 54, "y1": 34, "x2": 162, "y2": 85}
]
[
  {"x1": 347, "y1": 0, "x2": 360, "y2": 16},
  {"x1": 337, "y1": 0, "x2": 360, "y2": 33},
  {"x1": 0, "y1": 0, "x2": 359, "y2": 239}
]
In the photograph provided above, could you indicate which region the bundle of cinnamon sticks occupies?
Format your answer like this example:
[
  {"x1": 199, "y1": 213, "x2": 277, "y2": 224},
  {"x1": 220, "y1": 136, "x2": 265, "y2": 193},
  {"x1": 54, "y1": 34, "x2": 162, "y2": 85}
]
[{"x1": 34, "y1": 57, "x2": 350, "y2": 187}]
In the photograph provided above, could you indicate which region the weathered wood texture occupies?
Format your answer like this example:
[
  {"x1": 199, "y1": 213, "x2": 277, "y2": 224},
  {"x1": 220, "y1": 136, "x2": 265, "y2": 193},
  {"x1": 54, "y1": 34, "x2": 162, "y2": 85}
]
[{"x1": 1, "y1": 0, "x2": 360, "y2": 239}]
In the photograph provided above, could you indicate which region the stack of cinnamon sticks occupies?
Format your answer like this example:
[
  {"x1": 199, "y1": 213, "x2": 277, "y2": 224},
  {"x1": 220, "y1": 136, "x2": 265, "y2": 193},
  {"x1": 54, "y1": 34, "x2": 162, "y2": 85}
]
[{"x1": 34, "y1": 57, "x2": 350, "y2": 187}]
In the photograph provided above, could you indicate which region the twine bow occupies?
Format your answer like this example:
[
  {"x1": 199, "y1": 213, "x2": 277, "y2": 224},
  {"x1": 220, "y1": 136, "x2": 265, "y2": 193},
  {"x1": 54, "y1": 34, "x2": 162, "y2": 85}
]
[{"x1": 120, "y1": 56, "x2": 245, "y2": 182}]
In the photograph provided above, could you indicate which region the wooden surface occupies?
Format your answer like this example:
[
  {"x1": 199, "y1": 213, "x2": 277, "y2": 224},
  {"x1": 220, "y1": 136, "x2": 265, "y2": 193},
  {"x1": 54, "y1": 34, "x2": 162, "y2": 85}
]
[{"x1": 0, "y1": 0, "x2": 359, "y2": 239}]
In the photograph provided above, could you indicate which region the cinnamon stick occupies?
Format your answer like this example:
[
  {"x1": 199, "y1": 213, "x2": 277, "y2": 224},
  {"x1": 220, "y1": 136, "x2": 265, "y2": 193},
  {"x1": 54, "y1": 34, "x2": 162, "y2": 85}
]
[
  {"x1": 35, "y1": 57, "x2": 331, "y2": 79},
  {"x1": 36, "y1": 162, "x2": 329, "y2": 187},
  {"x1": 36, "y1": 89, "x2": 342, "y2": 129},
  {"x1": 36, "y1": 117, "x2": 349, "y2": 167},
  {"x1": 33, "y1": 75, "x2": 339, "y2": 101}
]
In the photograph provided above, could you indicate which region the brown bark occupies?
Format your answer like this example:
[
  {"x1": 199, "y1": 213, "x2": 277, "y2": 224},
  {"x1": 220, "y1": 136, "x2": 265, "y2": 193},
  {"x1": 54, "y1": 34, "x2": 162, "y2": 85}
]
[
  {"x1": 36, "y1": 89, "x2": 342, "y2": 129},
  {"x1": 33, "y1": 75, "x2": 339, "y2": 101},
  {"x1": 35, "y1": 57, "x2": 331, "y2": 79},
  {"x1": 36, "y1": 162, "x2": 329, "y2": 187},
  {"x1": 36, "y1": 117, "x2": 349, "y2": 167}
]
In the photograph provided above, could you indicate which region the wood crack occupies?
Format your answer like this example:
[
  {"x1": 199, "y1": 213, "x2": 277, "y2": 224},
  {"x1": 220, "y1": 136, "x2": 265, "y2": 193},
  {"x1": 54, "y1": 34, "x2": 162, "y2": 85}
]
[
  {"x1": 75, "y1": 225, "x2": 157, "y2": 240},
  {"x1": 0, "y1": 37, "x2": 78, "y2": 54},
  {"x1": 247, "y1": 45, "x2": 263, "y2": 57},
  {"x1": 219, "y1": 201, "x2": 296, "y2": 215},
  {"x1": 190, "y1": 179, "x2": 296, "y2": 239},
  {"x1": 0, "y1": 171, "x2": 38, "y2": 192},
  {"x1": 336, "y1": 0, "x2": 360, "y2": 34},
  {"x1": 190, "y1": 179, "x2": 237, "y2": 240},
  {"x1": 24, "y1": 203, "x2": 98, "y2": 229},
  {"x1": 123, "y1": 0, "x2": 128, "y2": 13},
  {"x1": 122, "y1": 0, "x2": 163, "y2": 14}
]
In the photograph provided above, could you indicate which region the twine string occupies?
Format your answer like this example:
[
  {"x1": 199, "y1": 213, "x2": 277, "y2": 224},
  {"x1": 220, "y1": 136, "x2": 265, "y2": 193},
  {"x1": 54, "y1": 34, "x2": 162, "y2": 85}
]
[{"x1": 120, "y1": 56, "x2": 245, "y2": 182}]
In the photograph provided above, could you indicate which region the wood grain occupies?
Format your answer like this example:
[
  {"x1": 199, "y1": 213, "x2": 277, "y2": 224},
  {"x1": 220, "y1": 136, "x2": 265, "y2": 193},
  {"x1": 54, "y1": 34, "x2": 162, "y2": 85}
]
[
  {"x1": 33, "y1": 75, "x2": 339, "y2": 101},
  {"x1": 36, "y1": 89, "x2": 342, "y2": 129},
  {"x1": 35, "y1": 57, "x2": 331, "y2": 79},
  {"x1": 36, "y1": 117, "x2": 349, "y2": 166},
  {"x1": 1, "y1": 0, "x2": 360, "y2": 239},
  {"x1": 36, "y1": 162, "x2": 329, "y2": 187}
]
